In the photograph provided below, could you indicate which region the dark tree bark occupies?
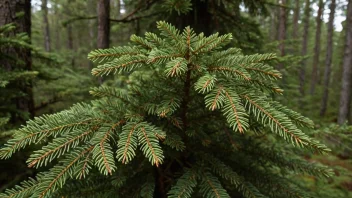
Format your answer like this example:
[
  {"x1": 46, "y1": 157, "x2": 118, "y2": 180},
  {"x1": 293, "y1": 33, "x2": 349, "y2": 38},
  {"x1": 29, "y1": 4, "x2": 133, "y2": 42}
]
[
  {"x1": 41, "y1": 0, "x2": 50, "y2": 52},
  {"x1": 97, "y1": 0, "x2": 110, "y2": 49},
  {"x1": 277, "y1": 0, "x2": 286, "y2": 70},
  {"x1": 299, "y1": 0, "x2": 310, "y2": 97},
  {"x1": 0, "y1": 0, "x2": 34, "y2": 121},
  {"x1": 310, "y1": 0, "x2": 324, "y2": 95},
  {"x1": 320, "y1": 0, "x2": 336, "y2": 117},
  {"x1": 174, "y1": 0, "x2": 212, "y2": 35},
  {"x1": 97, "y1": 0, "x2": 110, "y2": 84},
  {"x1": 338, "y1": 0, "x2": 352, "y2": 124}
]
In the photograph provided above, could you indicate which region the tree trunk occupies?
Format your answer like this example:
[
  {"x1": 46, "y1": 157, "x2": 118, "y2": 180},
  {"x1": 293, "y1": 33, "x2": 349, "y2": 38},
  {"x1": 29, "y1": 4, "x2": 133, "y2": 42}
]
[
  {"x1": 88, "y1": 0, "x2": 96, "y2": 70},
  {"x1": 54, "y1": 2, "x2": 60, "y2": 51},
  {"x1": 97, "y1": 0, "x2": 110, "y2": 49},
  {"x1": 0, "y1": 0, "x2": 34, "y2": 121},
  {"x1": 320, "y1": 0, "x2": 336, "y2": 117},
  {"x1": 41, "y1": 0, "x2": 50, "y2": 52},
  {"x1": 277, "y1": 0, "x2": 286, "y2": 70},
  {"x1": 309, "y1": 0, "x2": 324, "y2": 95},
  {"x1": 97, "y1": 0, "x2": 110, "y2": 84},
  {"x1": 66, "y1": 0, "x2": 75, "y2": 67},
  {"x1": 338, "y1": 0, "x2": 352, "y2": 124},
  {"x1": 292, "y1": 0, "x2": 300, "y2": 39},
  {"x1": 270, "y1": 8, "x2": 278, "y2": 41},
  {"x1": 299, "y1": 0, "x2": 310, "y2": 97},
  {"x1": 115, "y1": 0, "x2": 121, "y2": 18},
  {"x1": 174, "y1": 0, "x2": 212, "y2": 35},
  {"x1": 67, "y1": 24, "x2": 74, "y2": 66}
]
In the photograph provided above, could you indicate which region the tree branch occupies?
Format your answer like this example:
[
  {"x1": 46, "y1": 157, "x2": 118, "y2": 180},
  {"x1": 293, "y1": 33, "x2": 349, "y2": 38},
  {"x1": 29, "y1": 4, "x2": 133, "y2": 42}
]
[{"x1": 63, "y1": 12, "x2": 163, "y2": 26}]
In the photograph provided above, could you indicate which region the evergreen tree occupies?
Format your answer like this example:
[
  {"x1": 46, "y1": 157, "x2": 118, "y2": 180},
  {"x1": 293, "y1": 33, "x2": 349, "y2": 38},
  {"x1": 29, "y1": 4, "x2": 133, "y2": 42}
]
[
  {"x1": 0, "y1": 22, "x2": 332, "y2": 198},
  {"x1": 0, "y1": 23, "x2": 38, "y2": 134},
  {"x1": 0, "y1": 22, "x2": 38, "y2": 193}
]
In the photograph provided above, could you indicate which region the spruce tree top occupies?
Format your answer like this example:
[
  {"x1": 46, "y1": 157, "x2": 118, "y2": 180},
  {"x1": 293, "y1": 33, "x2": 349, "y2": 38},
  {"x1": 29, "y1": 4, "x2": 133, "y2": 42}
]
[{"x1": 0, "y1": 22, "x2": 331, "y2": 198}]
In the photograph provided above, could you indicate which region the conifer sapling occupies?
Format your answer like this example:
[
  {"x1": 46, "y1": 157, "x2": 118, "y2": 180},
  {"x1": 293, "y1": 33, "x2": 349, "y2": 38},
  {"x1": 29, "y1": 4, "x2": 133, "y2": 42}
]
[{"x1": 0, "y1": 21, "x2": 332, "y2": 198}]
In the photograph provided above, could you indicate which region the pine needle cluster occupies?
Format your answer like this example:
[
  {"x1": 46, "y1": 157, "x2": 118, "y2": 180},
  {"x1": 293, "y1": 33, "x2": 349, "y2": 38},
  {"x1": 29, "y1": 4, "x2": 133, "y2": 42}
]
[{"x1": 0, "y1": 22, "x2": 332, "y2": 198}]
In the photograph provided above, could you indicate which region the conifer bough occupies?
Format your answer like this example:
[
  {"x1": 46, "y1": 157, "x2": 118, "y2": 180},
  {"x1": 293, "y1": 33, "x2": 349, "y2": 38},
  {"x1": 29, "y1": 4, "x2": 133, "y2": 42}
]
[{"x1": 0, "y1": 21, "x2": 332, "y2": 198}]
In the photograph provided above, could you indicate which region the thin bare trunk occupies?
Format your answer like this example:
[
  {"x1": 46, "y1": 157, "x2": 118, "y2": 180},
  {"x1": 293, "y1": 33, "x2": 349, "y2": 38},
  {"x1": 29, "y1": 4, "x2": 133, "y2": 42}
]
[
  {"x1": 67, "y1": 24, "x2": 74, "y2": 66},
  {"x1": 88, "y1": 0, "x2": 96, "y2": 70},
  {"x1": 310, "y1": 0, "x2": 324, "y2": 94},
  {"x1": 270, "y1": 9, "x2": 277, "y2": 41},
  {"x1": 299, "y1": 0, "x2": 310, "y2": 97},
  {"x1": 66, "y1": 0, "x2": 75, "y2": 67},
  {"x1": 67, "y1": 25, "x2": 73, "y2": 50},
  {"x1": 277, "y1": 0, "x2": 286, "y2": 70},
  {"x1": 41, "y1": 0, "x2": 50, "y2": 52},
  {"x1": 97, "y1": 0, "x2": 110, "y2": 49},
  {"x1": 338, "y1": 0, "x2": 352, "y2": 124},
  {"x1": 116, "y1": 0, "x2": 121, "y2": 18},
  {"x1": 97, "y1": 0, "x2": 110, "y2": 84},
  {"x1": 54, "y1": 2, "x2": 60, "y2": 50},
  {"x1": 320, "y1": 0, "x2": 336, "y2": 116},
  {"x1": 292, "y1": 0, "x2": 300, "y2": 39}
]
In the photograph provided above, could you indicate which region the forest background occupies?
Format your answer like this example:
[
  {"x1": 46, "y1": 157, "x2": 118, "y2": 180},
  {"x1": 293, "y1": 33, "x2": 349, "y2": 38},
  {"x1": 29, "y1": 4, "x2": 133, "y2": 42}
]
[{"x1": 1, "y1": 0, "x2": 352, "y2": 197}]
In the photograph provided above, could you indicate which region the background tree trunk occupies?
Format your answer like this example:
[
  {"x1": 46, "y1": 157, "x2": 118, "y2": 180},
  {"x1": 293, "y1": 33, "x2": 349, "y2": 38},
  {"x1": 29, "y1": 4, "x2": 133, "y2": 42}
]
[
  {"x1": 277, "y1": 0, "x2": 286, "y2": 70},
  {"x1": 175, "y1": 0, "x2": 212, "y2": 35},
  {"x1": 338, "y1": 0, "x2": 352, "y2": 124},
  {"x1": 67, "y1": 24, "x2": 74, "y2": 66},
  {"x1": 309, "y1": 0, "x2": 324, "y2": 95},
  {"x1": 97, "y1": 0, "x2": 110, "y2": 84},
  {"x1": 54, "y1": 1, "x2": 60, "y2": 51},
  {"x1": 320, "y1": 0, "x2": 336, "y2": 117},
  {"x1": 67, "y1": 0, "x2": 75, "y2": 66},
  {"x1": 41, "y1": 0, "x2": 50, "y2": 52},
  {"x1": 299, "y1": 0, "x2": 311, "y2": 98},
  {"x1": 292, "y1": 0, "x2": 300, "y2": 40},
  {"x1": 0, "y1": 0, "x2": 34, "y2": 121},
  {"x1": 97, "y1": 0, "x2": 110, "y2": 49},
  {"x1": 270, "y1": 7, "x2": 278, "y2": 41}
]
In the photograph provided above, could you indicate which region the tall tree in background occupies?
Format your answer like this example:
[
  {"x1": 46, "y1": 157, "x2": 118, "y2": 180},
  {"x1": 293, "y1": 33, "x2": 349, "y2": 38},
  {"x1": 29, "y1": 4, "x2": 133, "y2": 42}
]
[
  {"x1": 97, "y1": 0, "x2": 110, "y2": 49},
  {"x1": 175, "y1": 0, "x2": 212, "y2": 34},
  {"x1": 270, "y1": 5, "x2": 278, "y2": 41},
  {"x1": 299, "y1": 0, "x2": 311, "y2": 97},
  {"x1": 310, "y1": 0, "x2": 324, "y2": 95},
  {"x1": 320, "y1": 0, "x2": 336, "y2": 117},
  {"x1": 338, "y1": 0, "x2": 352, "y2": 124},
  {"x1": 67, "y1": 0, "x2": 75, "y2": 66},
  {"x1": 277, "y1": 0, "x2": 286, "y2": 70},
  {"x1": 0, "y1": 0, "x2": 34, "y2": 122},
  {"x1": 292, "y1": 0, "x2": 300, "y2": 39},
  {"x1": 54, "y1": 1, "x2": 60, "y2": 50},
  {"x1": 41, "y1": 0, "x2": 50, "y2": 52},
  {"x1": 97, "y1": 0, "x2": 110, "y2": 84}
]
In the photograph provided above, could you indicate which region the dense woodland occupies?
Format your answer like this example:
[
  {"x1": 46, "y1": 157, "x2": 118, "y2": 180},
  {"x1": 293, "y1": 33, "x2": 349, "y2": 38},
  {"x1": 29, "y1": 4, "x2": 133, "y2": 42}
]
[{"x1": 0, "y1": 0, "x2": 352, "y2": 197}]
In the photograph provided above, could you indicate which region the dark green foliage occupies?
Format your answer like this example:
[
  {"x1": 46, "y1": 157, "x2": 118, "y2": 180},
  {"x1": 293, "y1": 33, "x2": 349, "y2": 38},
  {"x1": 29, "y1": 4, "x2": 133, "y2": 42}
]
[
  {"x1": 0, "y1": 23, "x2": 38, "y2": 129},
  {"x1": 0, "y1": 22, "x2": 332, "y2": 198}
]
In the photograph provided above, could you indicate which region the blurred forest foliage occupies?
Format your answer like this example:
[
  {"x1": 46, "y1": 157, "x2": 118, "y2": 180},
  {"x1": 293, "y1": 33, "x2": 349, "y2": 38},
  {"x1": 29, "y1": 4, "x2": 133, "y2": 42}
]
[{"x1": 0, "y1": 0, "x2": 352, "y2": 197}]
